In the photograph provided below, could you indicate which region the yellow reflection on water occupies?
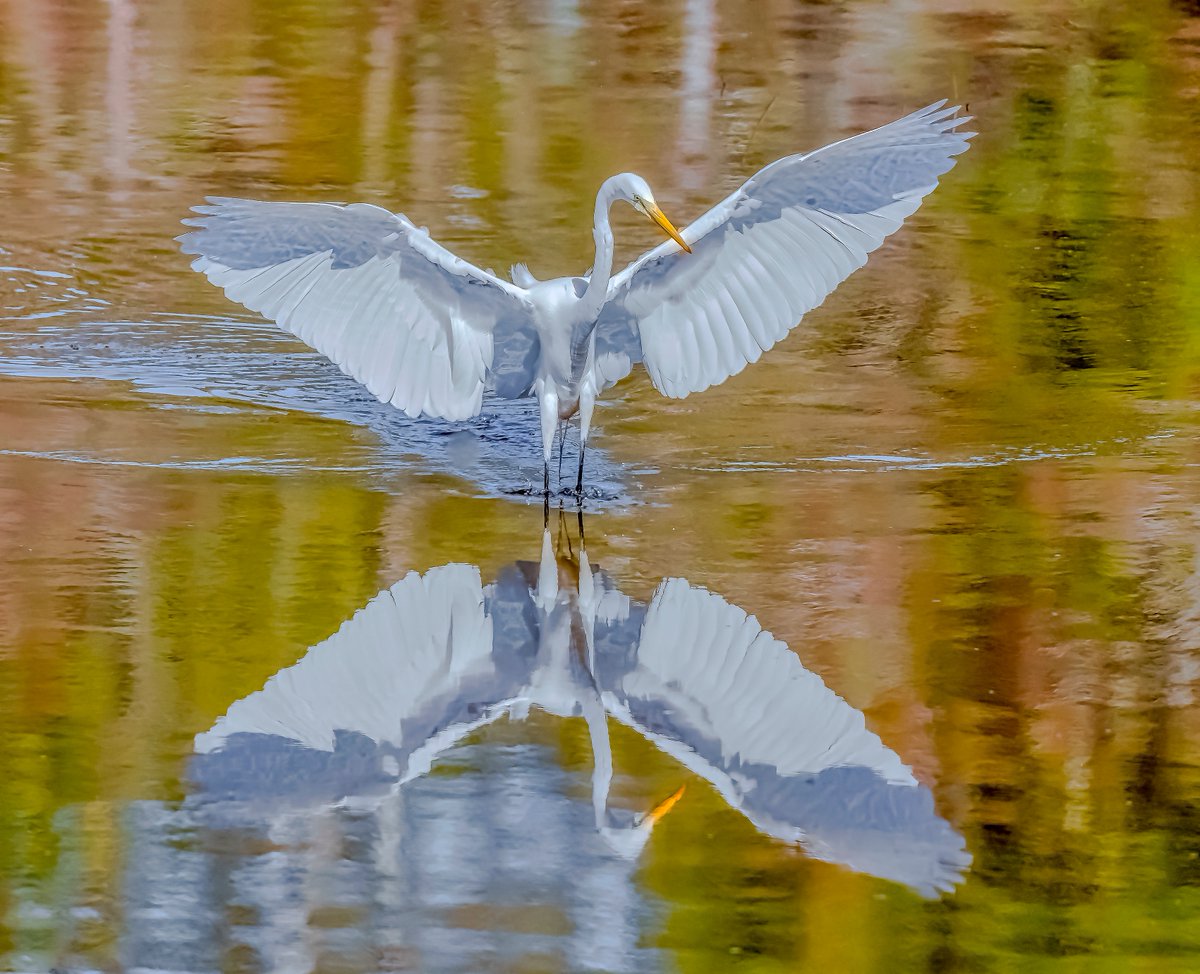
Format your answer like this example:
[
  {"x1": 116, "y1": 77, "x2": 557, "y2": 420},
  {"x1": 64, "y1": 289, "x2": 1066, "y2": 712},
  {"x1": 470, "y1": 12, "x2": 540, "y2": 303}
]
[{"x1": 1, "y1": 0, "x2": 1200, "y2": 970}]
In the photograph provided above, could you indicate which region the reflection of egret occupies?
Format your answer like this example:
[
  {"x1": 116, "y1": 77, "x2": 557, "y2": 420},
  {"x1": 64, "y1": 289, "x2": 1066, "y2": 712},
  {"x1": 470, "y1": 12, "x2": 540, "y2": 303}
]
[
  {"x1": 179, "y1": 102, "x2": 972, "y2": 494},
  {"x1": 194, "y1": 523, "x2": 970, "y2": 895}
]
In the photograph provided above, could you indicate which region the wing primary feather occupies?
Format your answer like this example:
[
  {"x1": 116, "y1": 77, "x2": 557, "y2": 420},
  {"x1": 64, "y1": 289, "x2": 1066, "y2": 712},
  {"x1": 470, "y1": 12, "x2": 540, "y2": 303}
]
[
  {"x1": 722, "y1": 271, "x2": 769, "y2": 363},
  {"x1": 712, "y1": 285, "x2": 757, "y2": 369},
  {"x1": 782, "y1": 217, "x2": 849, "y2": 293},
  {"x1": 251, "y1": 251, "x2": 319, "y2": 320},
  {"x1": 290, "y1": 260, "x2": 360, "y2": 352},
  {"x1": 316, "y1": 266, "x2": 380, "y2": 380},
  {"x1": 806, "y1": 210, "x2": 871, "y2": 267},
  {"x1": 739, "y1": 244, "x2": 796, "y2": 340},
  {"x1": 708, "y1": 295, "x2": 746, "y2": 387},
  {"x1": 403, "y1": 336, "x2": 433, "y2": 418},
  {"x1": 749, "y1": 223, "x2": 821, "y2": 314},
  {"x1": 734, "y1": 287, "x2": 772, "y2": 362},
  {"x1": 690, "y1": 297, "x2": 724, "y2": 390},
  {"x1": 673, "y1": 306, "x2": 703, "y2": 396},
  {"x1": 361, "y1": 292, "x2": 408, "y2": 403},
  {"x1": 384, "y1": 317, "x2": 419, "y2": 412},
  {"x1": 266, "y1": 254, "x2": 329, "y2": 324},
  {"x1": 179, "y1": 198, "x2": 531, "y2": 423}
]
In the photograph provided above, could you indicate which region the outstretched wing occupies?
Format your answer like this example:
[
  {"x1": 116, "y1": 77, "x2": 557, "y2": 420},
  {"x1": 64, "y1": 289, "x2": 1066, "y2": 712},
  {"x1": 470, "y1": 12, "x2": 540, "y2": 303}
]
[
  {"x1": 597, "y1": 578, "x2": 970, "y2": 896},
  {"x1": 192, "y1": 565, "x2": 527, "y2": 805},
  {"x1": 179, "y1": 199, "x2": 536, "y2": 421},
  {"x1": 593, "y1": 101, "x2": 973, "y2": 396}
]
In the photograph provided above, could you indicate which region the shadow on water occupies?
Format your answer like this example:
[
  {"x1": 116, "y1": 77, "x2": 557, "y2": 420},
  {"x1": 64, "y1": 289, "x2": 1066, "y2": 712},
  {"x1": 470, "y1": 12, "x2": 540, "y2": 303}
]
[
  {"x1": 0, "y1": 309, "x2": 632, "y2": 503},
  {"x1": 100, "y1": 514, "x2": 978, "y2": 973}
]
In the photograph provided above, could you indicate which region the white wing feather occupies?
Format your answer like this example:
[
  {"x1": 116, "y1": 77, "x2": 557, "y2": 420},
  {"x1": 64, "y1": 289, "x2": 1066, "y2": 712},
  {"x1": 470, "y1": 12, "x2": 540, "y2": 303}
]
[
  {"x1": 179, "y1": 199, "x2": 533, "y2": 421},
  {"x1": 605, "y1": 577, "x2": 970, "y2": 895},
  {"x1": 597, "y1": 101, "x2": 974, "y2": 397},
  {"x1": 194, "y1": 564, "x2": 500, "y2": 763},
  {"x1": 614, "y1": 578, "x2": 915, "y2": 786}
]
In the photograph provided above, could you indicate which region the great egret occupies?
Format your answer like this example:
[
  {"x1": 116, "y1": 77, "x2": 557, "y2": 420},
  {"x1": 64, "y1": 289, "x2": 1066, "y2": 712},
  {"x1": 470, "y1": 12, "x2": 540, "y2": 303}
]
[
  {"x1": 193, "y1": 523, "x2": 970, "y2": 895},
  {"x1": 180, "y1": 101, "x2": 972, "y2": 495}
]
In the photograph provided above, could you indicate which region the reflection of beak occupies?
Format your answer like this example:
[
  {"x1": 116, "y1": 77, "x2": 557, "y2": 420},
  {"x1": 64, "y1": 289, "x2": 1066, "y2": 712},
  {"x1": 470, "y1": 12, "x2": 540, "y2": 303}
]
[
  {"x1": 644, "y1": 202, "x2": 692, "y2": 254},
  {"x1": 640, "y1": 785, "x2": 686, "y2": 829}
]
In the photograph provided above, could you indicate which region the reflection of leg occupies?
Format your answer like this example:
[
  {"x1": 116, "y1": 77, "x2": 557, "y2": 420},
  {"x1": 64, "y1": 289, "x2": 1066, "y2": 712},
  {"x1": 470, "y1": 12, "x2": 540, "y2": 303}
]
[
  {"x1": 553, "y1": 502, "x2": 565, "y2": 555},
  {"x1": 576, "y1": 392, "x2": 595, "y2": 496},
  {"x1": 577, "y1": 504, "x2": 585, "y2": 544},
  {"x1": 558, "y1": 502, "x2": 574, "y2": 560}
]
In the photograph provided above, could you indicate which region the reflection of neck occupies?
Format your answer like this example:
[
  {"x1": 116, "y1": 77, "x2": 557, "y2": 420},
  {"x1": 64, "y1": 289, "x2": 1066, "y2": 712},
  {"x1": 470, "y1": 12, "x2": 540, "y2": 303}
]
[
  {"x1": 583, "y1": 693, "x2": 613, "y2": 829},
  {"x1": 538, "y1": 524, "x2": 611, "y2": 826}
]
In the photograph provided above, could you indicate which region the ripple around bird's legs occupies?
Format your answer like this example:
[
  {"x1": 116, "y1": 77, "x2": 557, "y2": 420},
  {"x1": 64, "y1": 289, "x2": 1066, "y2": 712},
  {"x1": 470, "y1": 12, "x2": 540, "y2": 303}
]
[{"x1": 0, "y1": 312, "x2": 635, "y2": 505}]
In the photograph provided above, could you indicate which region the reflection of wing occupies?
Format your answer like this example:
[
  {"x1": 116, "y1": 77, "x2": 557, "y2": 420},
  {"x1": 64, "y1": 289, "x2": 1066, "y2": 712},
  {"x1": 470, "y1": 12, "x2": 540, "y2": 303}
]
[
  {"x1": 179, "y1": 199, "x2": 538, "y2": 420},
  {"x1": 192, "y1": 564, "x2": 525, "y2": 804},
  {"x1": 600, "y1": 578, "x2": 969, "y2": 896},
  {"x1": 593, "y1": 102, "x2": 972, "y2": 395}
]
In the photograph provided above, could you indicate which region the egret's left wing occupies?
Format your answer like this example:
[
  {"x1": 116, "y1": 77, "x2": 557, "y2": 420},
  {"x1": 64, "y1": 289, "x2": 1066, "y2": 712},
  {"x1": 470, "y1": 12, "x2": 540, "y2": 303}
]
[
  {"x1": 192, "y1": 565, "x2": 525, "y2": 805},
  {"x1": 594, "y1": 101, "x2": 973, "y2": 396},
  {"x1": 179, "y1": 199, "x2": 537, "y2": 420},
  {"x1": 597, "y1": 578, "x2": 970, "y2": 896}
]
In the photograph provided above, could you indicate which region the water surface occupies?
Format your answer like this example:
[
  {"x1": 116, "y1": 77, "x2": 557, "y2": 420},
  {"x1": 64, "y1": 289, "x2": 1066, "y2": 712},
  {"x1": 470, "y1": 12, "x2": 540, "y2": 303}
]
[{"x1": 3, "y1": 0, "x2": 1200, "y2": 971}]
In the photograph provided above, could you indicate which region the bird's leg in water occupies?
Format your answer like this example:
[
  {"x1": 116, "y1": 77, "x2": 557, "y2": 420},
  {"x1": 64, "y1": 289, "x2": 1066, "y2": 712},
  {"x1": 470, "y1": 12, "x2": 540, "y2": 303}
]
[
  {"x1": 577, "y1": 504, "x2": 585, "y2": 544},
  {"x1": 538, "y1": 389, "x2": 558, "y2": 498},
  {"x1": 576, "y1": 391, "x2": 596, "y2": 497}
]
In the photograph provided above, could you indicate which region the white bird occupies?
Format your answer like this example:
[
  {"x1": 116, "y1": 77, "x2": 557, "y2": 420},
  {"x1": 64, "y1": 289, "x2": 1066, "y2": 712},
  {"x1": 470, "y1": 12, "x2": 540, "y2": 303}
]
[
  {"x1": 193, "y1": 523, "x2": 970, "y2": 894},
  {"x1": 179, "y1": 101, "x2": 972, "y2": 495}
]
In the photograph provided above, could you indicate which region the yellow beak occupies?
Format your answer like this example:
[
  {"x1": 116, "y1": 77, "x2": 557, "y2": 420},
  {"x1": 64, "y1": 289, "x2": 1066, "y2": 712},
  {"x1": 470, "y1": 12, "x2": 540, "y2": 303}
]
[
  {"x1": 645, "y1": 202, "x2": 692, "y2": 254},
  {"x1": 641, "y1": 784, "x2": 686, "y2": 828}
]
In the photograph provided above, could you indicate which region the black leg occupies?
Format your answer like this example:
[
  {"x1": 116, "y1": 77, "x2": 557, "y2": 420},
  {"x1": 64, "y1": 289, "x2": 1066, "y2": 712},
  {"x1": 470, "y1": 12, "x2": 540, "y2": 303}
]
[
  {"x1": 577, "y1": 504, "x2": 585, "y2": 544},
  {"x1": 543, "y1": 460, "x2": 550, "y2": 497},
  {"x1": 575, "y1": 441, "x2": 585, "y2": 496},
  {"x1": 557, "y1": 422, "x2": 566, "y2": 487}
]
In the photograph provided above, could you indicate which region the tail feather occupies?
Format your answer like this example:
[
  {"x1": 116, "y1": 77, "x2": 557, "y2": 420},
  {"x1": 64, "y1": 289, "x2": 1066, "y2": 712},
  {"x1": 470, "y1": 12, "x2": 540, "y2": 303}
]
[{"x1": 510, "y1": 263, "x2": 539, "y2": 288}]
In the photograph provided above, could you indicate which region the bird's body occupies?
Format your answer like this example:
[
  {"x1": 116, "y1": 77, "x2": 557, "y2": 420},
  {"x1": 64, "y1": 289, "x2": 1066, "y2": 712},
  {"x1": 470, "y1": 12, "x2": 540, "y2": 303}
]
[{"x1": 179, "y1": 101, "x2": 973, "y2": 494}]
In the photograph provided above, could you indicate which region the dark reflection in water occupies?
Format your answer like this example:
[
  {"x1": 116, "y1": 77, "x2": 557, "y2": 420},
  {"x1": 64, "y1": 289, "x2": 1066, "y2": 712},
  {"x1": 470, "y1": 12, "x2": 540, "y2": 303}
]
[
  {"x1": 0, "y1": 312, "x2": 630, "y2": 500},
  {"x1": 124, "y1": 518, "x2": 972, "y2": 972}
]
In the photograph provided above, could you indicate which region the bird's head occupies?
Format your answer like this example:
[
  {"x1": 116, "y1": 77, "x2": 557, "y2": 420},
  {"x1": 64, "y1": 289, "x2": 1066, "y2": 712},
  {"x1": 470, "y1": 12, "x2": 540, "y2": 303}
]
[{"x1": 614, "y1": 173, "x2": 692, "y2": 254}]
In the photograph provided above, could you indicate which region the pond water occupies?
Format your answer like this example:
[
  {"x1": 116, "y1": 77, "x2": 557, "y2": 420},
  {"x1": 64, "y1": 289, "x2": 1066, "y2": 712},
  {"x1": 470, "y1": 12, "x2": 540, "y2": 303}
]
[{"x1": 2, "y1": 0, "x2": 1200, "y2": 971}]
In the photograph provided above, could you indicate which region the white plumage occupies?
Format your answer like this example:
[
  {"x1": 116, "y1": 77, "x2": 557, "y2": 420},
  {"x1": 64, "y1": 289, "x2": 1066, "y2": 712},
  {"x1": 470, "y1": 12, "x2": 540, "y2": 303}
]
[
  {"x1": 193, "y1": 528, "x2": 970, "y2": 894},
  {"x1": 180, "y1": 101, "x2": 973, "y2": 492}
]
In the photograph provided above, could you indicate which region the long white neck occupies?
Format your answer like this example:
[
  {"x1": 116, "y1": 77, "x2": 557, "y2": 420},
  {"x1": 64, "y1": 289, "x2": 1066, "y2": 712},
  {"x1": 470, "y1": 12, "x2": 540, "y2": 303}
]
[{"x1": 579, "y1": 176, "x2": 624, "y2": 321}]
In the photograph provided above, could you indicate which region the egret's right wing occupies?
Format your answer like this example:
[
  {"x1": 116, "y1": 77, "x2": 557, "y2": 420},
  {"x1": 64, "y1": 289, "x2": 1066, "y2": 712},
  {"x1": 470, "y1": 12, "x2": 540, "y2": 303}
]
[
  {"x1": 598, "y1": 578, "x2": 970, "y2": 896},
  {"x1": 594, "y1": 102, "x2": 973, "y2": 396},
  {"x1": 192, "y1": 565, "x2": 525, "y2": 805},
  {"x1": 179, "y1": 199, "x2": 538, "y2": 420}
]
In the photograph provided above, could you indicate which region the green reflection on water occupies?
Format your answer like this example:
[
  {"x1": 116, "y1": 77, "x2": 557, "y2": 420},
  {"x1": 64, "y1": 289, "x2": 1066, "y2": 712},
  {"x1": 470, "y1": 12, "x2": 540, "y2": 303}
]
[{"x1": 1, "y1": 0, "x2": 1200, "y2": 969}]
